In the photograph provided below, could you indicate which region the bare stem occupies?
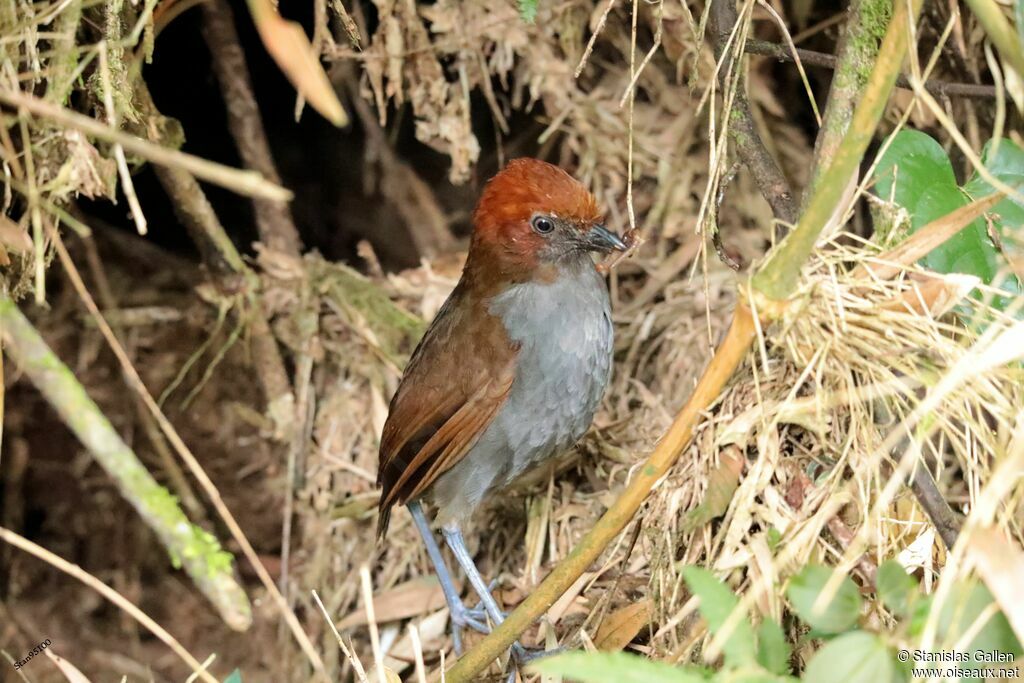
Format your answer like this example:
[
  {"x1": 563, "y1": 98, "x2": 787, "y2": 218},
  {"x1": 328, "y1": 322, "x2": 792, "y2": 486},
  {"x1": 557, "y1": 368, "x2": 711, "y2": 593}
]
[
  {"x1": 0, "y1": 526, "x2": 219, "y2": 683},
  {"x1": 133, "y1": 83, "x2": 297, "y2": 439},
  {"x1": 806, "y1": 0, "x2": 892, "y2": 201},
  {"x1": 963, "y1": 0, "x2": 1024, "y2": 79},
  {"x1": 744, "y1": 39, "x2": 999, "y2": 99}
]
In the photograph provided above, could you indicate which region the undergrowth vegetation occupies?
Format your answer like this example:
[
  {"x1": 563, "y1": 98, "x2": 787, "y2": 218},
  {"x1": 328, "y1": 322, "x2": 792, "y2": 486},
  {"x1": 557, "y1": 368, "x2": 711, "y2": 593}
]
[{"x1": 0, "y1": 0, "x2": 1022, "y2": 681}]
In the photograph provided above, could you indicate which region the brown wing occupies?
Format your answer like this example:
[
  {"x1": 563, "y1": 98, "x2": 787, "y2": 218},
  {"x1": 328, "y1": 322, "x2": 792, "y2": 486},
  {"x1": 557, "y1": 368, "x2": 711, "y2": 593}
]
[{"x1": 376, "y1": 285, "x2": 518, "y2": 538}]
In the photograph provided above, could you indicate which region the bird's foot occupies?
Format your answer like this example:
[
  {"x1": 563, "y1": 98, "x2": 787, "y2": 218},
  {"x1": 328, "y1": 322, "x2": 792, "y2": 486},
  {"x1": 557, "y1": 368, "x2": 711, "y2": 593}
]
[
  {"x1": 511, "y1": 644, "x2": 564, "y2": 664},
  {"x1": 449, "y1": 600, "x2": 491, "y2": 635}
]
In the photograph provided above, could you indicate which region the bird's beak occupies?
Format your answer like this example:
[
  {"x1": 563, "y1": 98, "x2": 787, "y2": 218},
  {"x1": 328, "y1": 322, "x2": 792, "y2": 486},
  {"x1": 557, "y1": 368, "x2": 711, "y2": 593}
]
[{"x1": 585, "y1": 224, "x2": 628, "y2": 253}]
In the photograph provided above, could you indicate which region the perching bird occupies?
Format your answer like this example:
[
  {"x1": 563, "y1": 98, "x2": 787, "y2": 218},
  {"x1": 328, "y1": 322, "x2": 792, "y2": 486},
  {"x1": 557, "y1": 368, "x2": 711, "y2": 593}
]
[{"x1": 376, "y1": 158, "x2": 626, "y2": 672}]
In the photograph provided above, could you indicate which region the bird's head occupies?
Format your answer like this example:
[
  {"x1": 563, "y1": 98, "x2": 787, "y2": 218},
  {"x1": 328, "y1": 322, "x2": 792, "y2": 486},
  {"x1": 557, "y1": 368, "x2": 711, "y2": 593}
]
[{"x1": 467, "y1": 158, "x2": 626, "y2": 284}]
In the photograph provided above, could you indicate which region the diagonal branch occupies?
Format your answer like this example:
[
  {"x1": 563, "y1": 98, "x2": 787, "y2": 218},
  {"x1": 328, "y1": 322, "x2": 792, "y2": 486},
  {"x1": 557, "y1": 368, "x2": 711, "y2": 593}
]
[{"x1": 752, "y1": 0, "x2": 924, "y2": 301}]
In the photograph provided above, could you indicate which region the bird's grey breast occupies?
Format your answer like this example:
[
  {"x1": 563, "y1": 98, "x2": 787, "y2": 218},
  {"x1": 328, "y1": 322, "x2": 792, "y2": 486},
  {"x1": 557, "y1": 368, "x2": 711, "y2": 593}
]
[
  {"x1": 486, "y1": 264, "x2": 614, "y2": 480},
  {"x1": 425, "y1": 264, "x2": 613, "y2": 526}
]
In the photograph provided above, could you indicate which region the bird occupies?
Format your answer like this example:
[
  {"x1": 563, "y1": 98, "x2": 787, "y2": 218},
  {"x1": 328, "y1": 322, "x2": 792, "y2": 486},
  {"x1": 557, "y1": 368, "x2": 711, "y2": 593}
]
[{"x1": 375, "y1": 157, "x2": 626, "y2": 673}]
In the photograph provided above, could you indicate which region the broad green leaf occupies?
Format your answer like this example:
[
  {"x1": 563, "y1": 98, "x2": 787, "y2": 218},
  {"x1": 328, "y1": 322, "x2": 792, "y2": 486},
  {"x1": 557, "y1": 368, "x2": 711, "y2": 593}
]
[
  {"x1": 756, "y1": 620, "x2": 791, "y2": 675},
  {"x1": 877, "y1": 560, "x2": 916, "y2": 617},
  {"x1": 682, "y1": 566, "x2": 757, "y2": 666},
  {"x1": 875, "y1": 130, "x2": 959, "y2": 211},
  {"x1": 873, "y1": 130, "x2": 1024, "y2": 311},
  {"x1": 223, "y1": 671, "x2": 243, "y2": 683},
  {"x1": 936, "y1": 581, "x2": 1022, "y2": 671},
  {"x1": 962, "y1": 138, "x2": 1024, "y2": 305},
  {"x1": 802, "y1": 631, "x2": 906, "y2": 683},
  {"x1": 786, "y1": 565, "x2": 862, "y2": 634},
  {"x1": 530, "y1": 651, "x2": 709, "y2": 683},
  {"x1": 907, "y1": 595, "x2": 932, "y2": 637}
]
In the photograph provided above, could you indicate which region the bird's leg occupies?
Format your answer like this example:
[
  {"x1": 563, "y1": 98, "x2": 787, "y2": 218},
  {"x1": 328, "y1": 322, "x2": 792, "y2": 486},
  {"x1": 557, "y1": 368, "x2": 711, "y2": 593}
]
[
  {"x1": 441, "y1": 523, "x2": 509, "y2": 624},
  {"x1": 408, "y1": 501, "x2": 489, "y2": 654},
  {"x1": 442, "y1": 523, "x2": 557, "y2": 668}
]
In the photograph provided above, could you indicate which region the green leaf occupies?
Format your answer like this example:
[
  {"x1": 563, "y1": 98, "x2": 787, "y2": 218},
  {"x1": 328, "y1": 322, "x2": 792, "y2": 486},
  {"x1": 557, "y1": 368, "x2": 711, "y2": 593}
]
[
  {"x1": 682, "y1": 566, "x2": 757, "y2": 666},
  {"x1": 907, "y1": 594, "x2": 932, "y2": 637},
  {"x1": 962, "y1": 138, "x2": 1024, "y2": 305},
  {"x1": 873, "y1": 130, "x2": 1024, "y2": 311},
  {"x1": 877, "y1": 560, "x2": 916, "y2": 616},
  {"x1": 802, "y1": 631, "x2": 906, "y2": 683},
  {"x1": 786, "y1": 565, "x2": 862, "y2": 634},
  {"x1": 530, "y1": 651, "x2": 709, "y2": 683},
  {"x1": 756, "y1": 620, "x2": 791, "y2": 675},
  {"x1": 517, "y1": 0, "x2": 538, "y2": 23},
  {"x1": 875, "y1": 130, "x2": 959, "y2": 215},
  {"x1": 223, "y1": 670, "x2": 243, "y2": 683},
  {"x1": 936, "y1": 580, "x2": 1023, "y2": 670}
]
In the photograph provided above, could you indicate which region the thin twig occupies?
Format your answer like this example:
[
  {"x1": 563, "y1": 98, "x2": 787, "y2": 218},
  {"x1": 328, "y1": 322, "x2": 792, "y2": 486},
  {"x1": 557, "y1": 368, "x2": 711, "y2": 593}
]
[
  {"x1": 133, "y1": 83, "x2": 298, "y2": 441},
  {"x1": 909, "y1": 462, "x2": 961, "y2": 550},
  {"x1": 963, "y1": 0, "x2": 1024, "y2": 79},
  {"x1": 0, "y1": 88, "x2": 292, "y2": 201},
  {"x1": 753, "y1": 0, "x2": 923, "y2": 301},
  {"x1": 744, "y1": 38, "x2": 1000, "y2": 99},
  {"x1": 0, "y1": 526, "x2": 219, "y2": 683},
  {"x1": 79, "y1": 232, "x2": 206, "y2": 518},
  {"x1": 47, "y1": 231, "x2": 328, "y2": 677}
]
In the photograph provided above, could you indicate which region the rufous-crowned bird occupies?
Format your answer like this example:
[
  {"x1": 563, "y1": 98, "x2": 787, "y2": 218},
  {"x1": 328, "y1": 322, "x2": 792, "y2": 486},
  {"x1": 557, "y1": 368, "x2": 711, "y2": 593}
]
[{"x1": 376, "y1": 158, "x2": 626, "y2": 675}]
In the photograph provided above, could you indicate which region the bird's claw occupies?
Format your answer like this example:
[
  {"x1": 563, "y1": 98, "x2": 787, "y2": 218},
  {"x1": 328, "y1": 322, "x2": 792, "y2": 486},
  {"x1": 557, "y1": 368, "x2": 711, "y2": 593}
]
[{"x1": 511, "y1": 643, "x2": 564, "y2": 665}]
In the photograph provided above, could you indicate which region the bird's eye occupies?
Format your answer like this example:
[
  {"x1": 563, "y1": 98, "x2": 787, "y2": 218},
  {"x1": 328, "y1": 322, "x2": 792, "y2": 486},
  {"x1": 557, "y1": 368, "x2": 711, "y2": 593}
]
[{"x1": 531, "y1": 216, "x2": 555, "y2": 234}]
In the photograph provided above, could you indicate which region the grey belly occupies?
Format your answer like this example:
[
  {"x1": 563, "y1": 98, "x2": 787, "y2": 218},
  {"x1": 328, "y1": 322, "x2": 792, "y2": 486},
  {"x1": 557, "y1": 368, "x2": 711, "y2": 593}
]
[{"x1": 429, "y1": 266, "x2": 613, "y2": 528}]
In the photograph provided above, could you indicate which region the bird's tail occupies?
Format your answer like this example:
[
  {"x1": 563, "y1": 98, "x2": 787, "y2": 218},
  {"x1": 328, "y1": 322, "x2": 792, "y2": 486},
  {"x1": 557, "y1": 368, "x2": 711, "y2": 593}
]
[{"x1": 375, "y1": 505, "x2": 391, "y2": 542}]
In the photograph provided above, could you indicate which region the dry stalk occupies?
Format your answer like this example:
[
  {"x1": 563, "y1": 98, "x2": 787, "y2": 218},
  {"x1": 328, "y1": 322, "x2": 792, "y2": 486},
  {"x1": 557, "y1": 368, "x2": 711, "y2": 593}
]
[
  {"x1": 709, "y1": 0, "x2": 797, "y2": 227},
  {"x1": 0, "y1": 526, "x2": 219, "y2": 683},
  {"x1": 744, "y1": 39, "x2": 1000, "y2": 99}
]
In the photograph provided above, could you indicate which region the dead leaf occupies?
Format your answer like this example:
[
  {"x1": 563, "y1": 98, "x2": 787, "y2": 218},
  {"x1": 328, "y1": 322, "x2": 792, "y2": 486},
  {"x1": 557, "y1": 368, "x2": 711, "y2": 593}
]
[
  {"x1": 594, "y1": 599, "x2": 652, "y2": 651},
  {"x1": 0, "y1": 215, "x2": 31, "y2": 255},
  {"x1": 337, "y1": 576, "x2": 449, "y2": 628},
  {"x1": 878, "y1": 273, "x2": 979, "y2": 317},
  {"x1": 683, "y1": 446, "x2": 744, "y2": 532},
  {"x1": 246, "y1": 0, "x2": 348, "y2": 126}
]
